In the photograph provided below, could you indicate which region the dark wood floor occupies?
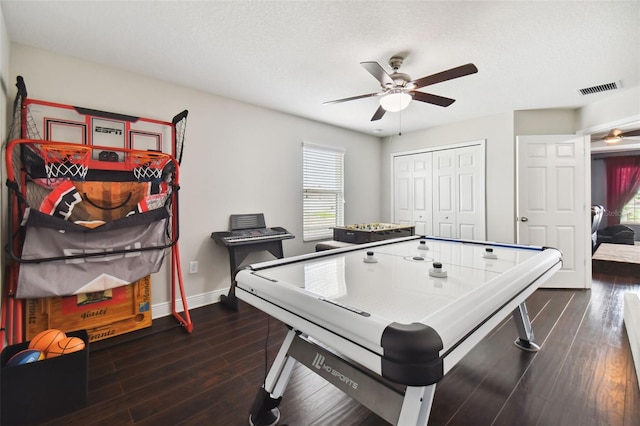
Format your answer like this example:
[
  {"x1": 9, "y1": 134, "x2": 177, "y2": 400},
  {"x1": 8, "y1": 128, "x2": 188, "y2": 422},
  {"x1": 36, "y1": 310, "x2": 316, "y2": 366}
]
[{"x1": 23, "y1": 270, "x2": 640, "y2": 425}]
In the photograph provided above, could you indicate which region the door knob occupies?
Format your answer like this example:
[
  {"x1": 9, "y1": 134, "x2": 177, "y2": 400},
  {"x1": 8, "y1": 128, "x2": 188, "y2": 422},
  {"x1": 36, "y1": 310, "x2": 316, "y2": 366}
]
[{"x1": 521, "y1": 217, "x2": 528, "y2": 222}]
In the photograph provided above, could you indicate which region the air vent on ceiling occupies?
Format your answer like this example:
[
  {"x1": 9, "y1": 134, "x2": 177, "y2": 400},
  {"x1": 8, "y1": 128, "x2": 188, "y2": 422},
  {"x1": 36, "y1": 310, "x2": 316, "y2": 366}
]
[{"x1": 578, "y1": 81, "x2": 621, "y2": 96}]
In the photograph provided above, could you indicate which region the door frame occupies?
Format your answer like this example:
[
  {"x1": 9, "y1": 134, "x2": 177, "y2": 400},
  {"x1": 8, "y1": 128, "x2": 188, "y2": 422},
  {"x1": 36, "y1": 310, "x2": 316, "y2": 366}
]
[
  {"x1": 577, "y1": 114, "x2": 640, "y2": 139},
  {"x1": 390, "y1": 139, "x2": 486, "y2": 229}
]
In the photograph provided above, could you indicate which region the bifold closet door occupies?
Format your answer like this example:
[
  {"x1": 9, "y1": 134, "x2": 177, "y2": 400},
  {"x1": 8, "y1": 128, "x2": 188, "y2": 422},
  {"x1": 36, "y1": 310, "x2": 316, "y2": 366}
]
[
  {"x1": 393, "y1": 152, "x2": 432, "y2": 236},
  {"x1": 432, "y1": 145, "x2": 485, "y2": 240}
]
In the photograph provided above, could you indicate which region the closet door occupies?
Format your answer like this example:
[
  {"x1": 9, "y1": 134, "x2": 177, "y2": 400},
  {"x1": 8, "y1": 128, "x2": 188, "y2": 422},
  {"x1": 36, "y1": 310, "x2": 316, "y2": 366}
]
[
  {"x1": 411, "y1": 153, "x2": 432, "y2": 236},
  {"x1": 393, "y1": 153, "x2": 432, "y2": 235},
  {"x1": 432, "y1": 145, "x2": 485, "y2": 239},
  {"x1": 432, "y1": 150, "x2": 456, "y2": 237},
  {"x1": 456, "y1": 145, "x2": 485, "y2": 240},
  {"x1": 393, "y1": 155, "x2": 413, "y2": 226}
]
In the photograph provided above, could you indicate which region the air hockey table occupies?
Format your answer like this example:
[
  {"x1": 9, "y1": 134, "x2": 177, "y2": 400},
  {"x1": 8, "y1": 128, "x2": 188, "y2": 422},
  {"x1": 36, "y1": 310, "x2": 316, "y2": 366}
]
[{"x1": 235, "y1": 235, "x2": 563, "y2": 426}]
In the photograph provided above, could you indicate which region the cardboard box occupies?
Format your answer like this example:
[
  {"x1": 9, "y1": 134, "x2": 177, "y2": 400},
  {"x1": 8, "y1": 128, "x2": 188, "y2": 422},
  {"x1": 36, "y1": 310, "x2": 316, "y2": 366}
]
[
  {"x1": 26, "y1": 276, "x2": 152, "y2": 343},
  {"x1": 1, "y1": 330, "x2": 89, "y2": 425}
]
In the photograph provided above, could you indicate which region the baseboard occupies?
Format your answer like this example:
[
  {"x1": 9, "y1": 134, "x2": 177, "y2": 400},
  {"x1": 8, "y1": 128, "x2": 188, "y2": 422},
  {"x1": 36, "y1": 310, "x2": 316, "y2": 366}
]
[
  {"x1": 151, "y1": 287, "x2": 230, "y2": 319},
  {"x1": 624, "y1": 292, "x2": 640, "y2": 389}
]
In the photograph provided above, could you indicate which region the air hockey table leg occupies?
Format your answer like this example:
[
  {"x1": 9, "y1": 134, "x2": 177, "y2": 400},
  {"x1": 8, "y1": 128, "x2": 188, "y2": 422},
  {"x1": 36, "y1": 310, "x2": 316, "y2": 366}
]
[
  {"x1": 512, "y1": 301, "x2": 541, "y2": 352},
  {"x1": 249, "y1": 329, "x2": 298, "y2": 426},
  {"x1": 397, "y1": 385, "x2": 436, "y2": 426}
]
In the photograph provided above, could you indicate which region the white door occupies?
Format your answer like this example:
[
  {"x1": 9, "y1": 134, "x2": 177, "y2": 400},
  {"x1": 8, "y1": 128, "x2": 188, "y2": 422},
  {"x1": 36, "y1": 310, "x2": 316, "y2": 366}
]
[
  {"x1": 516, "y1": 135, "x2": 590, "y2": 289},
  {"x1": 411, "y1": 153, "x2": 432, "y2": 236},
  {"x1": 393, "y1": 155, "x2": 412, "y2": 226},
  {"x1": 455, "y1": 146, "x2": 485, "y2": 240},
  {"x1": 432, "y1": 145, "x2": 486, "y2": 239},
  {"x1": 432, "y1": 150, "x2": 456, "y2": 237},
  {"x1": 393, "y1": 153, "x2": 432, "y2": 235}
]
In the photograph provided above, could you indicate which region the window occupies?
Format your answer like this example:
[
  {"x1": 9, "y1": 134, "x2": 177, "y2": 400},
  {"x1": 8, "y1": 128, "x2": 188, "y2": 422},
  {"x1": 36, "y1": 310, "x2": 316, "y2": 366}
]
[
  {"x1": 605, "y1": 155, "x2": 640, "y2": 225},
  {"x1": 622, "y1": 190, "x2": 640, "y2": 224},
  {"x1": 302, "y1": 142, "x2": 345, "y2": 241}
]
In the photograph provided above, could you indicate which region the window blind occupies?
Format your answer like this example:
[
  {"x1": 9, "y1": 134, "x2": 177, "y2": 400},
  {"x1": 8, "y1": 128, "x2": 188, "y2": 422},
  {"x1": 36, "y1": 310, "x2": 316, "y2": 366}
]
[{"x1": 303, "y1": 143, "x2": 345, "y2": 241}]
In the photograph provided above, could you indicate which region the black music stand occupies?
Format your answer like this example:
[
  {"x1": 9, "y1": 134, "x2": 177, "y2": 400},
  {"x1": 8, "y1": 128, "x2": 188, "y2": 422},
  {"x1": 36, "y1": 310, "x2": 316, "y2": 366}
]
[{"x1": 211, "y1": 214, "x2": 294, "y2": 310}]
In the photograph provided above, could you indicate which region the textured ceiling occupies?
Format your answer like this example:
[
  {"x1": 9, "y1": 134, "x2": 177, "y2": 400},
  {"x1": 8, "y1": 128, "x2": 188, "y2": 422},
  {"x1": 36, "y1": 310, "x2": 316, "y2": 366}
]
[{"x1": 2, "y1": 0, "x2": 639, "y2": 137}]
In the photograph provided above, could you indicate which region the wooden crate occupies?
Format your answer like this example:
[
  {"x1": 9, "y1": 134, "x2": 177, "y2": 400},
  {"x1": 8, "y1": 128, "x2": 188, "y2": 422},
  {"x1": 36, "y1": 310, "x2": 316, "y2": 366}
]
[{"x1": 25, "y1": 276, "x2": 152, "y2": 342}]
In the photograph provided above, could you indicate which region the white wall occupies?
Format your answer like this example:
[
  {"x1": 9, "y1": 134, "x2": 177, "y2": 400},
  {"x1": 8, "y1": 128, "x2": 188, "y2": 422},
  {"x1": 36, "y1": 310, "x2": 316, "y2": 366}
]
[
  {"x1": 514, "y1": 109, "x2": 577, "y2": 135},
  {"x1": 0, "y1": 2, "x2": 10, "y2": 321},
  {"x1": 7, "y1": 44, "x2": 382, "y2": 315},
  {"x1": 381, "y1": 112, "x2": 515, "y2": 243},
  {"x1": 578, "y1": 87, "x2": 640, "y2": 132},
  {"x1": 0, "y1": 4, "x2": 8, "y2": 139}
]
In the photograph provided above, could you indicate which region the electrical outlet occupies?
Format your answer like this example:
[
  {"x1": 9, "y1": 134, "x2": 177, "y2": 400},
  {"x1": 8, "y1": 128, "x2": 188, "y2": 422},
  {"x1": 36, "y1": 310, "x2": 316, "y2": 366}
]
[{"x1": 189, "y1": 261, "x2": 198, "y2": 274}]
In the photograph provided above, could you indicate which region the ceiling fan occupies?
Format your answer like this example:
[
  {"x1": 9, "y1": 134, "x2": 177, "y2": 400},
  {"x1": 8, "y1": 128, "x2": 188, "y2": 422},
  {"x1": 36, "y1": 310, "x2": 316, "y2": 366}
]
[
  {"x1": 323, "y1": 56, "x2": 478, "y2": 121},
  {"x1": 601, "y1": 128, "x2": 640, "y2": 144}
]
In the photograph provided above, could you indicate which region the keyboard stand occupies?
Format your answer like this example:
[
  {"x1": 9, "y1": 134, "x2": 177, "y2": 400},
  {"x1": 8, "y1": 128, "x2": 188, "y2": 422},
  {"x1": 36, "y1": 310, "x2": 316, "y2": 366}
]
[{"x1": 211, "y1": 228, "x2": 293, "y2": 310}]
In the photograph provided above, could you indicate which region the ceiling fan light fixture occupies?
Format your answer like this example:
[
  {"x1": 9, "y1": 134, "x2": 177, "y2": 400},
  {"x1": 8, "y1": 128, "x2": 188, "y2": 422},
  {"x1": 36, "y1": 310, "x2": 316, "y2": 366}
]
[
  {"x1": 379, "y1": 91, "x2": 411, "y2": 112},
  {"x1": 603, "y1": 129, "x2": 623, "y2": 144}
]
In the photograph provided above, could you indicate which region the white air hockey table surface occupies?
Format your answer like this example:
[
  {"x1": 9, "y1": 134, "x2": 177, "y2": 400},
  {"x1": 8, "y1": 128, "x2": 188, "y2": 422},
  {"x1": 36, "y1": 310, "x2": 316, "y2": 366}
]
[{"x1": 235, "y1": 236, "x2": 562, "y2": 425}]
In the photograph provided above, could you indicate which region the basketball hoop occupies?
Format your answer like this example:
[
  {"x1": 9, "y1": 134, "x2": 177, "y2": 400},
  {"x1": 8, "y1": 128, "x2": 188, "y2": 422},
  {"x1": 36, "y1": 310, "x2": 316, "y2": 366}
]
[
  {"x1": 130, "y1": 151, "x2": 171, "y2": 181},
  {"x1": 40, "y1": 144, "x2": 91, "y2": 181}
]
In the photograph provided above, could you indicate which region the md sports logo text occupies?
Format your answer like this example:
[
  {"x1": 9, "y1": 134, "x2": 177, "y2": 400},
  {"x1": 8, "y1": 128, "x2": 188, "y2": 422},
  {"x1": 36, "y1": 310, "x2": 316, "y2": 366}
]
[{"x1": 312, "y1": 352, "x2": 358, "y2": 390}]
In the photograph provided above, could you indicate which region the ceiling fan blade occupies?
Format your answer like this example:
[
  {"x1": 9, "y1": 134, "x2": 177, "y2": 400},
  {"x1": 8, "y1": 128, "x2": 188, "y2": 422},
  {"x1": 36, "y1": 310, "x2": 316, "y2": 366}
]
[
  {"x1": 323, "y1": 92, "x2": 382, "y2": 105},
  {"x1": 412, "y1": 91, "x2": 456, "y2": 107},
  {"x1": 361, "y1": 62, "x2": 395, "y2": 87},
  {"x1": 623, "y1": 129, "x2": 640, "y2": 137},
  {"x1": 371, "y1": 105, "x2": 386, "y2": 121},
  {"x1": 411, "y1": 63, "x2": 478, "y2": 89}
]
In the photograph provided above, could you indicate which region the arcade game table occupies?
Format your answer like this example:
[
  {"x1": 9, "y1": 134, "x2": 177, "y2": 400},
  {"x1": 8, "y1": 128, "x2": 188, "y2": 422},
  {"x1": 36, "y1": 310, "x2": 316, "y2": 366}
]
[
  {"x1": 235, "y1": 235, "x2": 562, "y2": 425},
  {"x1": 332, "y1": 222, "x2": 415, "y2": 244}
]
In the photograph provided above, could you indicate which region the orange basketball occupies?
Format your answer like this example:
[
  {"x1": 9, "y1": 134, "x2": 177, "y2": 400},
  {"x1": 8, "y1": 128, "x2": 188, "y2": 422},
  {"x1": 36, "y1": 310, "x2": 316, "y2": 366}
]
[
  {"x1": 46, "y1": 336, "x2": 86, "y2": 358},
  {"x1": 28, "y1": 329, "x2": 66, "y2": 353}
]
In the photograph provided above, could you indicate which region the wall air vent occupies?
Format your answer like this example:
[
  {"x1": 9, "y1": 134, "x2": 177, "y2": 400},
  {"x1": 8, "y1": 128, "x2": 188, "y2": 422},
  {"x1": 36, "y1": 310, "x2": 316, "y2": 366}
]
[{"x1": 578, "y1": 81, "x2": 621, "y2": 96}]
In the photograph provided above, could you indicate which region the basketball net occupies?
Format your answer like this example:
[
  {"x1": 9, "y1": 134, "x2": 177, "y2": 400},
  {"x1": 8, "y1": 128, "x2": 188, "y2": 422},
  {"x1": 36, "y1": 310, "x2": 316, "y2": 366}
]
[
  {"x1": 40, "y1": 144, "x2": 91, "y2": 182},
  {"x1": 130, "y1": 151, "x2": 171, "y2": 181}
]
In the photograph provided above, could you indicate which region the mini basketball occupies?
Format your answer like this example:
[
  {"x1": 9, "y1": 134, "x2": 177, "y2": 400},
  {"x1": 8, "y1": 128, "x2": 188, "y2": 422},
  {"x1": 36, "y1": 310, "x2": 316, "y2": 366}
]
[
  {"x1": 28, "y1": 328, "x2": 66, "y2": 353},
  {"x1": 6, "y1": 349, "x2": 45, "y2": 367},
  {"x1": 46, "y1": 336, "x2": 86, "y2": 358}
]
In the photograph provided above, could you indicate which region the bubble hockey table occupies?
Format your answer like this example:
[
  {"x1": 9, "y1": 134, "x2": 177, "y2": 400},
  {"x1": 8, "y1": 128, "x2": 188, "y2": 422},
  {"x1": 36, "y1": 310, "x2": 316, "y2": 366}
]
[{"x1": 235, "y1": 236, "x2": 562, "y2": 425}]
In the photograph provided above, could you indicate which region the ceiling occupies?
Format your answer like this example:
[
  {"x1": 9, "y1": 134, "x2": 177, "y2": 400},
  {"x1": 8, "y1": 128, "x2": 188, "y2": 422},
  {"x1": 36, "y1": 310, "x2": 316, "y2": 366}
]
[{"x1": 1, "y1": 1, "x2": 639, "y2": 137}]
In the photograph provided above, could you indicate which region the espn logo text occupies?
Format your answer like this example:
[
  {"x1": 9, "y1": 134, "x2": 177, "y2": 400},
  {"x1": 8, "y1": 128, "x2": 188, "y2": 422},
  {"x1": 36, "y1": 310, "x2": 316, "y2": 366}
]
[
  {"x1": 312, "y1": 352, "x2": 358, "y2": 390},
  {"x1": 95, "y1": 126, "x2": 123, "y2": 135}
]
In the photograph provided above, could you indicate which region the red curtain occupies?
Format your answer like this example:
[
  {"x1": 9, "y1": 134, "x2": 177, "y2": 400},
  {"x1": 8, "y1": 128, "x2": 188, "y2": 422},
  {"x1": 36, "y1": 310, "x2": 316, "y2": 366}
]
[{"x1": 605, "y1": 156, "x2": 640, "y2": 225}]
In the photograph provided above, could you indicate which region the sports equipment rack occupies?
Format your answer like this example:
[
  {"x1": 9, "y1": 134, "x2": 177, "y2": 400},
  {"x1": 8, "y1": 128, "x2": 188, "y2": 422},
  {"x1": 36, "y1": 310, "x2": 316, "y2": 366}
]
[{"x1": 2, "y1": 77, "x2": 193, "y2": 348}]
